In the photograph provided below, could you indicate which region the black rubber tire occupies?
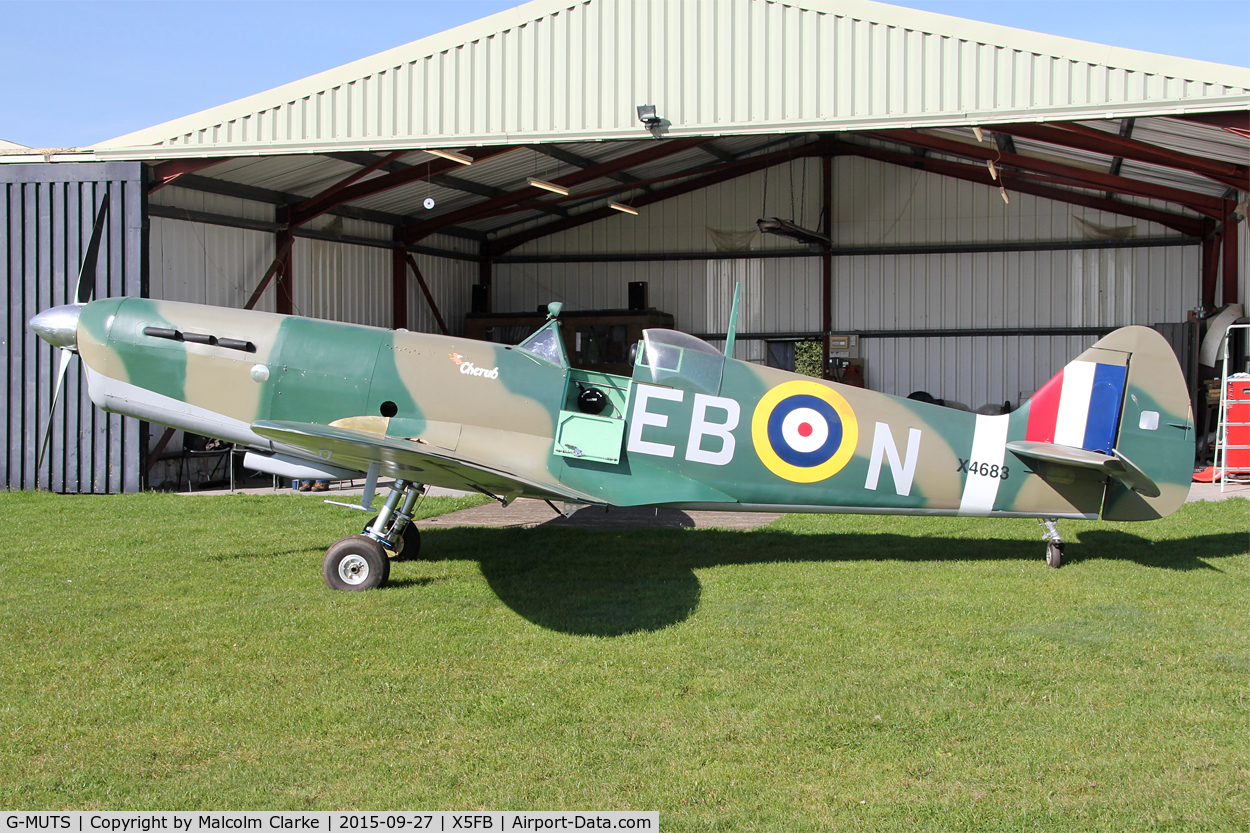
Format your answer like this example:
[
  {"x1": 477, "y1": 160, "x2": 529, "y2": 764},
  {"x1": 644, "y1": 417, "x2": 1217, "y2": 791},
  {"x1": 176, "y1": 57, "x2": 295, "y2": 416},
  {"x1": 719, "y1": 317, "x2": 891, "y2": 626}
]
[
  {"x1": 363, "y1": 517, "x2": 422, "y2": 561},
  {"x1": 323, "y1": 535, "x2": 389, "y2": 591},
  {"x1": 1046, "y1": 541, "x2": 1064, "y2": 569}
]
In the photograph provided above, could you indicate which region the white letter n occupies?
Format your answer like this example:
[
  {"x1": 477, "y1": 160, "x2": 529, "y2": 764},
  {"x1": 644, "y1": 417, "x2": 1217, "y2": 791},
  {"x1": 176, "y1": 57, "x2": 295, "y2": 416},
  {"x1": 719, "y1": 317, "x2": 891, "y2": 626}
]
[{"x1": 864, "y1": 422, "x2": 922, "y2": 496}]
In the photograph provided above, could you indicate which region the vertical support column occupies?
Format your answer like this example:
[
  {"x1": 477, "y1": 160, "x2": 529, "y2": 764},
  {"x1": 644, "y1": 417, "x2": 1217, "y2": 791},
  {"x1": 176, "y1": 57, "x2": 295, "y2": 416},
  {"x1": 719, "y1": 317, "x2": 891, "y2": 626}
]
[
  {"x1": 392, "y1": 245, "x2": 408, "y2": 330},
  {"x1": 1222, "y1": 206, "x2": 1240, "y2": 307},
  {"x1": 1201, "y1": 220, "x2": 1220, "y2": 308},
  {"x1": 479, "y1": 257, "x2": 492, "y2": 314},
  {"x1": 821, "y1": 155, "x2": 833, "y2": 379},
  {"x1": 273, "y1": 225, "x2": 294, "y2": 315}
]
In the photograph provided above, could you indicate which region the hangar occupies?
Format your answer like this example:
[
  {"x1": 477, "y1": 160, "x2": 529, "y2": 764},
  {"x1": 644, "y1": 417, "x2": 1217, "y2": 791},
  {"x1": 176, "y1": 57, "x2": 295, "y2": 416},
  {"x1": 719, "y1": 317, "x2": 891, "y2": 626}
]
[{"x1": 3, "y1": 0, "x2": 1248, "y2": 493}]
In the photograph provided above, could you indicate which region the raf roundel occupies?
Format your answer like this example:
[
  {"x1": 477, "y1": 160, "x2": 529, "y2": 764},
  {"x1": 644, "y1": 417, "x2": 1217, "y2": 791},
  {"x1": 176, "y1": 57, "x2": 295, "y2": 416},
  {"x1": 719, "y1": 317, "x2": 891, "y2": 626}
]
[{"x1": 751, "y1": 380, "x2": 859, "y2": 483}]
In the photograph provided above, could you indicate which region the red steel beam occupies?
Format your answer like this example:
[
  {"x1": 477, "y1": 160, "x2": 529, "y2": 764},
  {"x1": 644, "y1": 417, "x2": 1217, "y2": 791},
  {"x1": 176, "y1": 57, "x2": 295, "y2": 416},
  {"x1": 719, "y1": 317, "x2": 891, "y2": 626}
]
[
  {"x1": 148, "y1": 157, "x2": 233, "y2": 193},
  {"x1": 1176, "y1": 111, "x2": 1250, "y2": 136},
  {"x1": 286, "y1": 150, "x2": 408, "y2": 227},
  {"x1": 288, "y1": 145, "x2": 517, "y2": 232},
  {"x1": 273, "y1": 227, "x2": 294, "y2": 315},
  {"x1": 399, "y1": 138, "x2": 708, "y2": 244},
  {"x1": 1201, "y1": 223, "x2": 1220, "y2": 308},
  {"x1": 834, "y1": 140, "x2": 1206, "y2": 237},
  {"x1": 993, "y1": 122, "x2": 1249, "y2": 191},
  {"x1": 244, "y1": 227, "x2": 295, "y2": 311},
  {"x1": 871, "y1": 129, "x2": 1228, "y2": 218},
  {"x1": 1224, "y1": 210, "x2": 1241, "y2": 306},
  {"x1": 486, "y1": 142, "x2": 831, "y2": 255},
  {"x1": 405, "y1": 253, "x2": 449, "y2": 335},
  {"x1": 392, "y1": 246, "x2": 408, "y2": 330}
]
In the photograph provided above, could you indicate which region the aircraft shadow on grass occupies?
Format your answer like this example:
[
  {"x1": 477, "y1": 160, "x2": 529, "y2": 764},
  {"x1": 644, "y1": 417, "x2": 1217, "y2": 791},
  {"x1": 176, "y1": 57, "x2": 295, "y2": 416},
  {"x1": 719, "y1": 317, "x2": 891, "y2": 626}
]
[{"x1": 393, "y1": 511, "x2": 1244, "y2": 637}]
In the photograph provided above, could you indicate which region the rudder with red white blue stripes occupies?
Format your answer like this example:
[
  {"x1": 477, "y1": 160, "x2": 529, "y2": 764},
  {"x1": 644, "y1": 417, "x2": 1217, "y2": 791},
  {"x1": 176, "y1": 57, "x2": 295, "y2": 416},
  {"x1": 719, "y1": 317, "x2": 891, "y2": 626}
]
[{"x1": 1025, "y1": 360, "x2": 1128, "y2": 454}]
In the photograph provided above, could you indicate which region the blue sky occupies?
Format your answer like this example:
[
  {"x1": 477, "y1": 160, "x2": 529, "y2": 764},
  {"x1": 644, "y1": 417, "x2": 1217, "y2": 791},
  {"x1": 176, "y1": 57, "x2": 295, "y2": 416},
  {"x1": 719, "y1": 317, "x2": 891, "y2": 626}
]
[{"x1": 1, "y1": 0, "x2": 1246, "y2": 149}]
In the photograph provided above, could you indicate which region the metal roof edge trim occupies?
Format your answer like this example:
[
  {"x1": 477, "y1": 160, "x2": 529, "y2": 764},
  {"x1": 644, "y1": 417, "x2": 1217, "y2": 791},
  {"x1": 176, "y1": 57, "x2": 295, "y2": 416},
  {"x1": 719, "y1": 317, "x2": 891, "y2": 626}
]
[
  {"x1": 797, "y1": 0, "x2": 1250, "y2": 84},
  {"x1": 89, "y1": 0, "x2": 580, "y2": 150},
  {"x1": 87, "y1": 0, "x2": 1250, "y2": 154},
  {"x1": 81, "y1": 96, "x2": 1250, "y2": 163}
]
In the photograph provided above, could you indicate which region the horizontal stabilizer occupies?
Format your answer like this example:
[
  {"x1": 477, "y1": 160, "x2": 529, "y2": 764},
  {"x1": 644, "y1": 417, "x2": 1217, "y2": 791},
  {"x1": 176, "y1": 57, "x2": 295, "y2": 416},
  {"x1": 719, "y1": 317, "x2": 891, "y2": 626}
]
[
  {"x1": 1006, "y1": 440, "x2": 1160, "y2": 498},
  {"x1": 253, "y1": 420, "x2": 600, "y2": 505}
]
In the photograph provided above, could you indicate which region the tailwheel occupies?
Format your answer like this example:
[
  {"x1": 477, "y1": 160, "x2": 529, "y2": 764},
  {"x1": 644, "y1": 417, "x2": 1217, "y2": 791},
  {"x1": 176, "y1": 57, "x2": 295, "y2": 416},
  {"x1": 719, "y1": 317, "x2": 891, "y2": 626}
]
[
  {"x1": 1039, "y1": 518, "x2": 1064, "y2": 569},
  {"x1": 323, "y1": 535, "x2": 389, "y2": 591},
  {"x1": 365, "y1": 516, "x2": 421, "y2": 561}
]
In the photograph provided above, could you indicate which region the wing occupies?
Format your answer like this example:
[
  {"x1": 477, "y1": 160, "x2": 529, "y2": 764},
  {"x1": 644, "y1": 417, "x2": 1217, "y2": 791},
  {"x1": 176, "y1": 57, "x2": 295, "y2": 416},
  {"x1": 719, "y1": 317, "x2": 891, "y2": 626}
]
[{"x1": 252, "y1": 420, "x2": 601, "y2": 505}]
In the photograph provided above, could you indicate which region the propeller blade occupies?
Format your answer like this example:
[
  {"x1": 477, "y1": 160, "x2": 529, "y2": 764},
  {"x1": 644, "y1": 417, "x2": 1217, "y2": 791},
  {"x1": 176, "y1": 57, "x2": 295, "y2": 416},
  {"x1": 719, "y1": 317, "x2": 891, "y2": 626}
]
[
  {"x1": 36, "y1": 347, "x2": 74, "y2": 472},
  {"x1": 74, "y1": 201, "x2": 109, "y2": 305}
]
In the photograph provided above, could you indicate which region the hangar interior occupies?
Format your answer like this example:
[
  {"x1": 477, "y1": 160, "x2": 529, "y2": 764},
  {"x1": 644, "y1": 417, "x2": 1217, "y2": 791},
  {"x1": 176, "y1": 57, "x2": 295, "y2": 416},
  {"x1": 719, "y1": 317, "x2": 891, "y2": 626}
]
[{"x1": 3, "y1": 0, "x2": 1248, "y2": 492}]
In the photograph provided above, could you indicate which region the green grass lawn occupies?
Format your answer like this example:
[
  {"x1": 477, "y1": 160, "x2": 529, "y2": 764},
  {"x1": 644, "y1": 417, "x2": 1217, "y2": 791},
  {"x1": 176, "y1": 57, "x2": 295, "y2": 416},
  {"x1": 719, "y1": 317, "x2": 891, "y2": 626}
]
[{"x1": 0, "y1": 491, "x2": 1246, "y2": 831}]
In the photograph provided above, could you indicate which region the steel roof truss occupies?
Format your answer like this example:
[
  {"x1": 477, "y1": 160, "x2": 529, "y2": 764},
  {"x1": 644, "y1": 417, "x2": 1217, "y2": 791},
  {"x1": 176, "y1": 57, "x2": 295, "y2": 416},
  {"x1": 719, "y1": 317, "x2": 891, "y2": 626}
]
[
  {"x1": 834, "y1": 140, "x2": 1205, "y2": 237},
  {"x1": 991, "y1": 121, "x2": 1248, "y2": 192},
  {"x1": 486, "y1": 140, "x2": 835, "y2": 255},
  {"x1": 872, "y1": 129, "x2": 1228, "y2": 218},
  {"x1": 398, "y1": 137, "x2": 707, "y2": 244}
]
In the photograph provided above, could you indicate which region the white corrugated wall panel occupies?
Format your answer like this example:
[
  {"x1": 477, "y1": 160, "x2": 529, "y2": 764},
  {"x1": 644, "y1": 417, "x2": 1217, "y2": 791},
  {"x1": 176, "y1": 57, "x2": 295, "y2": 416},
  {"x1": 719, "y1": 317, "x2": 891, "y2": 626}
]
[
  {"x1": 100, "y1": 0, "x2": 1249, "y2": 156},
  {"x1": 407, "y1": 253, "x2": 477, "y2": 337},
  {"x1": 149, "y1": 216, "x2": 277, "y2": 312},
  {"x1": 861, "y1": 335, "x2": 1098, "y2": 408},
  {"x1": 290, "y1": 238, "x2": 390, "y2": 327}
]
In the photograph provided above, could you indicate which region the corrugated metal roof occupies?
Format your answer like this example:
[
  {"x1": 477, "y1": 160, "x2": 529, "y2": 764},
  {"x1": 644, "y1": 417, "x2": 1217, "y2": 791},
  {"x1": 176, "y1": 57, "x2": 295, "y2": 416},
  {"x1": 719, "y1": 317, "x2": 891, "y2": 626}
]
[{"x1": 82, "y1": 0, "x2": 1250, "y2": 160}]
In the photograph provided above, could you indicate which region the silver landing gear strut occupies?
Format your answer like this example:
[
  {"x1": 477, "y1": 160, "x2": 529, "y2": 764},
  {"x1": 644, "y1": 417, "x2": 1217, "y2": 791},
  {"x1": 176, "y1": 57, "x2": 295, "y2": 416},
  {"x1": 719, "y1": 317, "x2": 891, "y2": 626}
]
[
  {"x1": 1039, "y1": 518, "x2": 1064, "y2": 568},
  {"x1": 363, "y1": 479, "x2": 425, "y2": 561},
  {"x1": 321, "y1": 479, "x2": 425, "y2": 591}
]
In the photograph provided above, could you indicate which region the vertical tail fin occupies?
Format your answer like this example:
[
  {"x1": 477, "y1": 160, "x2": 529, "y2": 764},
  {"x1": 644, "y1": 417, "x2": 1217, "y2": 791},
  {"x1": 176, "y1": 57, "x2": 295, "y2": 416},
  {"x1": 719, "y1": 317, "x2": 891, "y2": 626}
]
[{"x1": 1018, "y1": 326, "x2": 1194, "y2": 520}]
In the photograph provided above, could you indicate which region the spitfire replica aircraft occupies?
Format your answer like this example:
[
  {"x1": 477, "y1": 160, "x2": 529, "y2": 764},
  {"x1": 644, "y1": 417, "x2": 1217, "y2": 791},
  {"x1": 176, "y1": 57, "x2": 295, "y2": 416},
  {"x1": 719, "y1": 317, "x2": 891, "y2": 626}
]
[{"x1": 31, "y1": 211, "x2": 1194, "y2": 590}]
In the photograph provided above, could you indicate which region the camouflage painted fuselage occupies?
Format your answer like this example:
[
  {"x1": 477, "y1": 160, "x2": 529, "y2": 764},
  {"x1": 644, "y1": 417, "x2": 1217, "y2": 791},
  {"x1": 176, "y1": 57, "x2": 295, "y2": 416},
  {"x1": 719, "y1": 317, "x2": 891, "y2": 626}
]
[{"x1": 74, "y1": 297, "x2": 1194, "y2": 521}]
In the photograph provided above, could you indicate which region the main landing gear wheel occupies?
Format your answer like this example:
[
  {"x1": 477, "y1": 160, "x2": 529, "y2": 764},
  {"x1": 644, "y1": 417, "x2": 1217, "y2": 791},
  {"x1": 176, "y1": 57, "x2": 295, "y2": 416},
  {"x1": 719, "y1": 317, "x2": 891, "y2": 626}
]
[
  {"x1": 1046, "y1": 541, "x2": 1064, "y2": 569},
  {"x1": 323, "y1": 535, "x2": 389, "y2": 591},
  {"x1": 364, "y1": 516, "x2": 421, "y2": 561}
]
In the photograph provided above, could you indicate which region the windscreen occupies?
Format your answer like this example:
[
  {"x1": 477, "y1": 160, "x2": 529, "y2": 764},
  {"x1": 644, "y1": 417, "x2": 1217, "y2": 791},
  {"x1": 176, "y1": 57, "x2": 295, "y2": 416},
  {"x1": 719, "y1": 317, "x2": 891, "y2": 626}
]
[{"x1": 518, "y1": 321, "x2": 567, "y2": 366}]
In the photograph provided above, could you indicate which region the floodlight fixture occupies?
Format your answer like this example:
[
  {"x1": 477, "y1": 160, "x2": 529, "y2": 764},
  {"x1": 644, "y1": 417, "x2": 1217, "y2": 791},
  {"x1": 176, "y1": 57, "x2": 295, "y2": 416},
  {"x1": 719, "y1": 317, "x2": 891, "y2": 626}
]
[{"x1": 637, "y1": 104, "x2": 661, "y2": 127}]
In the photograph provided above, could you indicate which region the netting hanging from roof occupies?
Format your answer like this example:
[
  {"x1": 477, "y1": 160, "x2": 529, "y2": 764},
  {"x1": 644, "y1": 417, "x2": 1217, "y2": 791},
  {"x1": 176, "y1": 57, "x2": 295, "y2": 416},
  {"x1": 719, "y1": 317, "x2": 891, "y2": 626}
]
[{"x1": 707, "y1": 227, "x2": 759, "y2": 251}]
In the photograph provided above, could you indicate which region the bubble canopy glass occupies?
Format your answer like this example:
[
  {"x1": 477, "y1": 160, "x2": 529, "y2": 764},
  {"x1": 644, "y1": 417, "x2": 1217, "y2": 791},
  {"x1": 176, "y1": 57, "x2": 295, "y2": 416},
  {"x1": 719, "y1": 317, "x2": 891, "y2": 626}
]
[{"x1": 634, "y1": 329, "x2": 724, "y2": 394}]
